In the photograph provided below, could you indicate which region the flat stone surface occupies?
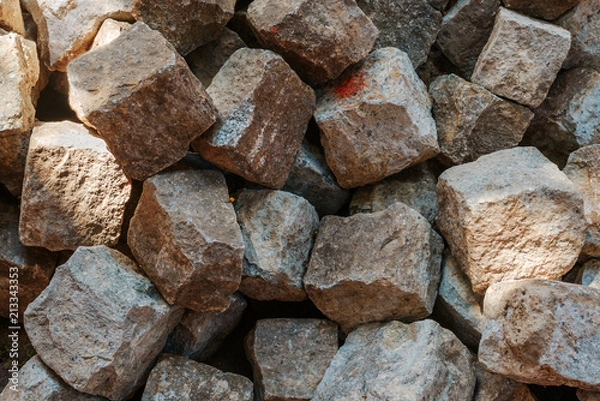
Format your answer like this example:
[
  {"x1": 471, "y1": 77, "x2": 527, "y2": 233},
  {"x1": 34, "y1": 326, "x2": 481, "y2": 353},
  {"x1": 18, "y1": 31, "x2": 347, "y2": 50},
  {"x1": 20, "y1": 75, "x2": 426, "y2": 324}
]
[
  {"x1": 164, "y1": 293, "x2": 247, "y2": 361},
  {"x1": 68, "y1": 22, "x2": 217, "y2": 181},
  {"x1": 192, "y1": 48, "x2": 314, "y2": 189},
  {"x1": 19, "y1": 121, "x2": 131, "y2": 251},
  {"x1": 246, "y1": 0, "x2": 378, "y2": 85},
  {"x1": 471, "y1": 7, "x2": 571, "y2": 108},
  {"x1": 128, "y1": 169, "x2": 244, "y2": 312},
  {"x1": 504, "y1": 0, "x2": 580, "y2": 20},
  {"x1": 429, "y1": 74, "x2": 534, "y2": 166},
  {"x1": 437, "y1": 0, "x2": 500, "y2": 77},
  {"x1": 0, "y1": 0, "x2": 24, "y2": 35},
  {"x1": 315, "y1": 47, "x2": 439, "y2": 189},
  {"x1": 305, "y1": 202, "x2": 443, "y2": 332},
  {"x1": 578, "y1": 259, "x2": 600, "y2": 288},
  {"x1": 132, "y1": 0, "x2": 235, "y2": 55},
  {"x1": 24, "y1": 246, "x2": 184, "y2": 400},
  {"x1": 479, "y1": 279, "x2": 600, "y2": 390},
  {"x1": 141, "y1": 354, "x2": 253, "y2": 401},
  {"x1": 0, "y1": 131, "x2": 29, "y2": 197},
  {"x1": 235, "y1": 190, "x2": 318, "y2": 302},
  {"x1": 245, "y1": 318, "x2": 338, "y2": 401},
  {"x1": 558, "y1": 0, "x2": 600, "y2": 70},
  {"x1": 312, "y1": 320, "x2": 476, "y2": 401},
  {"x1": 357, "y1": 0, "x2": 442, "y2": 68},
  {"x1": 473, "y1": 360, "x2": 536, "y2": 401},
  {"x1": 437, "y1": 147, "x2": 585, "y2": 295},
  {"x1": 90, "y1": 18, "x2": 130, "y2": 49}
]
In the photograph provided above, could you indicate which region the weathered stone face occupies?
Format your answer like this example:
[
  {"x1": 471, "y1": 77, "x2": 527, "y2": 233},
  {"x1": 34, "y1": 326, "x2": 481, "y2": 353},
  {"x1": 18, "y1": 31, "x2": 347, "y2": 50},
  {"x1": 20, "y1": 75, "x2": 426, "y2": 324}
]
[
  {"x1": 578, "y1": 390, "x2": 600, "y2": 401},
  {"x1": 312, "y1": 320, "x2": 476, "y2": 401},
  {"x1": 245, "y1": 319, "x2": 338, "y2": 401},
  {"x1": 141, "y1": 354, "x2": 253, "y2": 401},
  {"x1": 131, "y1": 0, "x2": 236, "y2": 55},
  {"x1": 0, "y1": 130, "x2": 29, "y2": 197},
  {"x1": 578, "y1": 259, "x2": 600, "y2": 289},
  {"x1": 305, "y1": 202, "x2": 444, "y2": 332},
  {"x1": 19, "y1": 121, "x2": 131, "y2": 251},
  {"x1": 503, "y1": 0, "x2": 580, "y2": 20},
  {"x1": 90, "y1": 18, "x2": 130, "y2": 49},
  {"x1": 479, "y1": 279, "x2": 600, "y2": 390},
  {"x1": 437, "y1": 147, "x2": 585, "y2": 295},
  {"x1": 558, "y1": 0, "x2": 600, "y2": 70},
  {"x1": 24, "y1": 246, "x2": 184, "y2": 400},
  {"x1": 471, "y1": 7, "x2": 571, "y2": 109},
  {"x1": 192, "y1": 48, "x2": 315, "y2": 189},
  {"x1": 473, "y1": 360, "x2": 536, "y2": 401},
  {"x1": 128, "y1": 169, "x2": 244, "y2": 313},
  {"x1": 315, "y1": 47, "x2": 439, "y2": 189},
  {"x1": 68, "y1": 22, "x2": 217, "y2": 181},
  {"x1": 246, "y1": 0, "x2": 378, "y2": 85},
  {"x1": 0, "y1": 0, "x2": 25, "y2": 35}
]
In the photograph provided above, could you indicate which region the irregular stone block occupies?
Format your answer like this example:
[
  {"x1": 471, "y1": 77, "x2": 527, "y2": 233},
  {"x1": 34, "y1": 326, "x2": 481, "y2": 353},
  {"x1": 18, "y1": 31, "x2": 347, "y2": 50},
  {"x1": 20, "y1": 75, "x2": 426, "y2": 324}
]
[
  {"x1": 0, "y1": 131, "x2": 29, "y2": 197},
  {"x1": 142, "y1": 354, "x2": 253, "y2": 401},
  {"x1": 504, "y1": 0, "x2": 580, "y2": 20},
  {"x1": 479, "y1": 279, "x2": 600, "y2": 390},
  {"x1": 558, "y1": 0, "x2": 600, "y2": 70},
  {"x1": 305, "y1": 202, "x2": 444, "y2": 332},
  {"x1": 312, "y1": 320, "x2": 476, "y2": 400},
  {"x1": 245, "y1": 318, "x2": 338, "y2": 401},
  {"x1": 235, "y1": 190, "x2": 319, "y2": 302},
  {"x1": 471, "y1": 7, "x2": 571, "y2": 108},
  {"x1": 90, "y1": 18, "x2": 130, "y2": 49},
  {"x1": 473, "y1": 360, "x2": 536, "y2": 401},
  {"x1": 24, "y1": 246, "x2": 184, "y2": 400},
  {"x1": 18, "y1": 121, "x2": 131, "y2": 251},
  {"x1": 357, "y1": 0, "x2": 442, "y2": 68},
  {"x1": 282, "y1": 141, "x2": 350, "y2": 217},
  {"x1": 437, "y1": 147, "x2": 585, "y2": 295},
  {"x1": 21, "y1": 0, "x2": 132, "y2": 71},
  {"x1": 68, "y1": 22, "x2": 217, "y2": 180},
  {"x1": 0, "y1": 0, "x2": 24, "y2": 34},
  {"x1": 429, "y1": 74, "x2": 534, "y2": 166},
  {"x1": 128, "y1": 169, "x2": 244, "y2": 312},
  {"x1": 192, "y1": 48, "x2": 314, "y2": 189},
  {"x1": 578, "y1": 259, "x2": 600, "y2": 289},
  {"x1": 315, "y1": 47, "x2": 439, "y2": 189},
  {"x1": 246, "y1": 0, "x2": 378, "y2": 84},
  {"x1": 132, "y1": 0, "x2": 235, "y2": 56},
  {"x1": 164, "y1": 293, "x2": 247, "y2": 361}
]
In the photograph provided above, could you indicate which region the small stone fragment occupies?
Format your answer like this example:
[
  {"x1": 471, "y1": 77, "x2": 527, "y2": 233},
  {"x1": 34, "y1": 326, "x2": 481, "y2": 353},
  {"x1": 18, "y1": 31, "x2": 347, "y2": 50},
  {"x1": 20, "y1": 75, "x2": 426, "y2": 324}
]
[
  {"x1": 235, "y1": 190, "x2": 319, "y2": 302},
  {"x1": 246, "y1": 0, "x2": 378, "y2": 84},
  {"x1": 312, "y1": 320, "x2": 476, "y2": 401},
  {"x1": 141, "y1": 354, "x2": 253, "y2": 401},
  {"x1": 305, "y1": 202, "x2": 444, "y2": 332},
  {"x1": 357, "y1": 0, "x2": 442, "y2": 68},
  {"x1": 473, "y1": 360, "x2": 536, "y2": 401},
  {"x1": 128, "y1": 169, "x2": 244, "y2": 312},
  {"x1": 503, "y1": 0, "x2": 580, "y2": 20},
  {"x1": 437, "y1": 147, "x2": 585, "y2": 295},
  {"x1": 0, "y1": 0, "x2": 24, "y2": 35},
  {"x1": 315, "y1": 47, "x2": 439, "y2": 189},
  {"x1": 471, "y1": 7, "x2": 571, "y2": 108},
  {"x1": 0, "y1": 131, "x2": 29, "y2": 197},
  {"x1": 558, "y1": 0, "x2": 600, "y2": 70},
  {"x1": 132, "y1": 0, "x2": 235, "y2": 56},
  {"x1": 245, "y1": 318, "x2": 338, "y2": 401},
  {"x1": 479, "y1": 279, "x2": 600, "y2": 390},
  {"x1": 429, "y1": 74, "x2": 534, "y2": 166},
  {"x1": 192, "y1": 48, "x2": 315, "y2": 189},
  {"x1": 578, "y1": 259, "x2": 600, "y2": 288},
  {"x1": 24, "y1": 246, "x2": 184, "y2": 400},
  {"x1": 90, "y1": 18, "x2": 130, "y2": 49},
  {"x1": 18, "y1": 121, "x2": 131, "y2": 251},
  {"x1": 68, "y1": 22, "x2": 217, "y2": 180}
]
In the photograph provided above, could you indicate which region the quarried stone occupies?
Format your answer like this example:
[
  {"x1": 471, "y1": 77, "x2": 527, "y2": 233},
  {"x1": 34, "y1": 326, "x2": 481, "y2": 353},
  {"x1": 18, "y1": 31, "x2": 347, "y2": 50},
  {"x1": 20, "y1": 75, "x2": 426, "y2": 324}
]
[
  {"x1": 0, "y1": 0, "x2": 24, "y2": 35},
  {"x1": 473, "y1": 360, "x2": 536, "y2": 401},
  {"x1": 0, "y1": 131, "x2": 29, "y2": 197},
  {"x1": 90, "y1": 18, "x2": 130, "y2": 49},
  {"x1": 578, "y1": 259, "x2": 600, "y2": 288},
  {"x1": 503, "y1": 0, "x2": 580, "y2": 20},
  {"x1": 558, "y1": 0, "x2": 600, "y2": 70}
]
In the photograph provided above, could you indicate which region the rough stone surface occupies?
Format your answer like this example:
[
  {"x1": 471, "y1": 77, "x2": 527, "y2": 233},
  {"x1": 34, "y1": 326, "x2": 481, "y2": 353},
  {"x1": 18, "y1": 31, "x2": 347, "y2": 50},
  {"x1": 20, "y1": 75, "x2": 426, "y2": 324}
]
[
  {"x1": 21, "y1": 0, "x2": 132, "y2": 71},
  {"x1": 315, "y1": 47, "x2": 439, "y2": 189},
  {"x1": 245, "y1": 319, "x2": 338, "y2": 401},
  {"x1": 235, "y1": 190, "x2": 319, "y2": 302},
  {"x1": 132, "y1": 0, "x2": 235, "y2": 56},
  {"x1": 164, "y1": 293, "x2": 247, "y2": 361},
  {"x1": 246, "y1": 0, "x2": 378, "y2": 85},
  {"x1": 473, "y1": 360, "x2": 536, "y2": 401},
  {"x1": 90, "y1": 18, "x2": 130, "y2": 49},
  {"x1": 305, "y1": 202, "x2": 444, "y2": 332},
  {"x1": 479, "y1": 279, "x2": 600, "y2": 390},
  {"x1": 471, "y1": 7, "x2": 571, "y2": 109},
  {"x1": 357, "y1": 0, "x2": 442, "y2": 68},
  {"x1": 0, "y1": 199, "x2": 56, "y2": 320},
  {"x1": 68, "y1": 22, "x2": 217, "y2": 181},
  {"x1": 19, "y1": 121, "x2": 131, "y2": 251},
  {"x1": 429, "y1": 74, "x2": 534, "y2": 166},
  {"x1": 437, "y1": 147, "x2": 585, "y2": 295},
  {"x1": 192, "y1": 48, "x2": 314, "y2": 189},
  {"x1": 504, "y1": 0, "x2": 580, "y2": 20},
  {"x1": 128, "y1": 169, "x2": 244, "y2": 312},
  {"x1": 564, "y1": 145, "x2": 600, "y2": 259},
  {"x1": 312, "y1": 320, "x2": 476, "y2": 401},
  {"x1": 0, "y1": 131, "x2": 29, "y2": 197},
  {"x1": 142, "y1": 354, "x2": 253, "y2": 401},
  {"x1": 579, "y1": 390, "x2": 600, "y2": 401},
  {"x1": 578, "y1": 259, "x2": 600, "y2": 288},
  {"x1": 0, "y1": 0, "x2": 24, "y2": 35},
  {"x1": 558, "y1": 0, "x2": 600, "y2": 70},
  {"x1": 349, "y1": 161, "x2": 439, "y2": 225},
  {"x1": 24, "y1": 246, "x2": 184, "y2": 400},
  {"x1": 437, "y1": 0, "x2": 500, "y2": 77}
]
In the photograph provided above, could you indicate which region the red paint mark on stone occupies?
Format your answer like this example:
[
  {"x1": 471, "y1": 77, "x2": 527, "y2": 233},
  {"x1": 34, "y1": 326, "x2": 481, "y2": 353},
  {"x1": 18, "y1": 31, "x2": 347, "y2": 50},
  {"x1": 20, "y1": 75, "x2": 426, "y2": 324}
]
[
  {"x1": 271, "y1": 26, "x2": 278, "y2": 34},
  {"x1": 334, "y1": 72, "x2": 366, "y2": 98}
]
